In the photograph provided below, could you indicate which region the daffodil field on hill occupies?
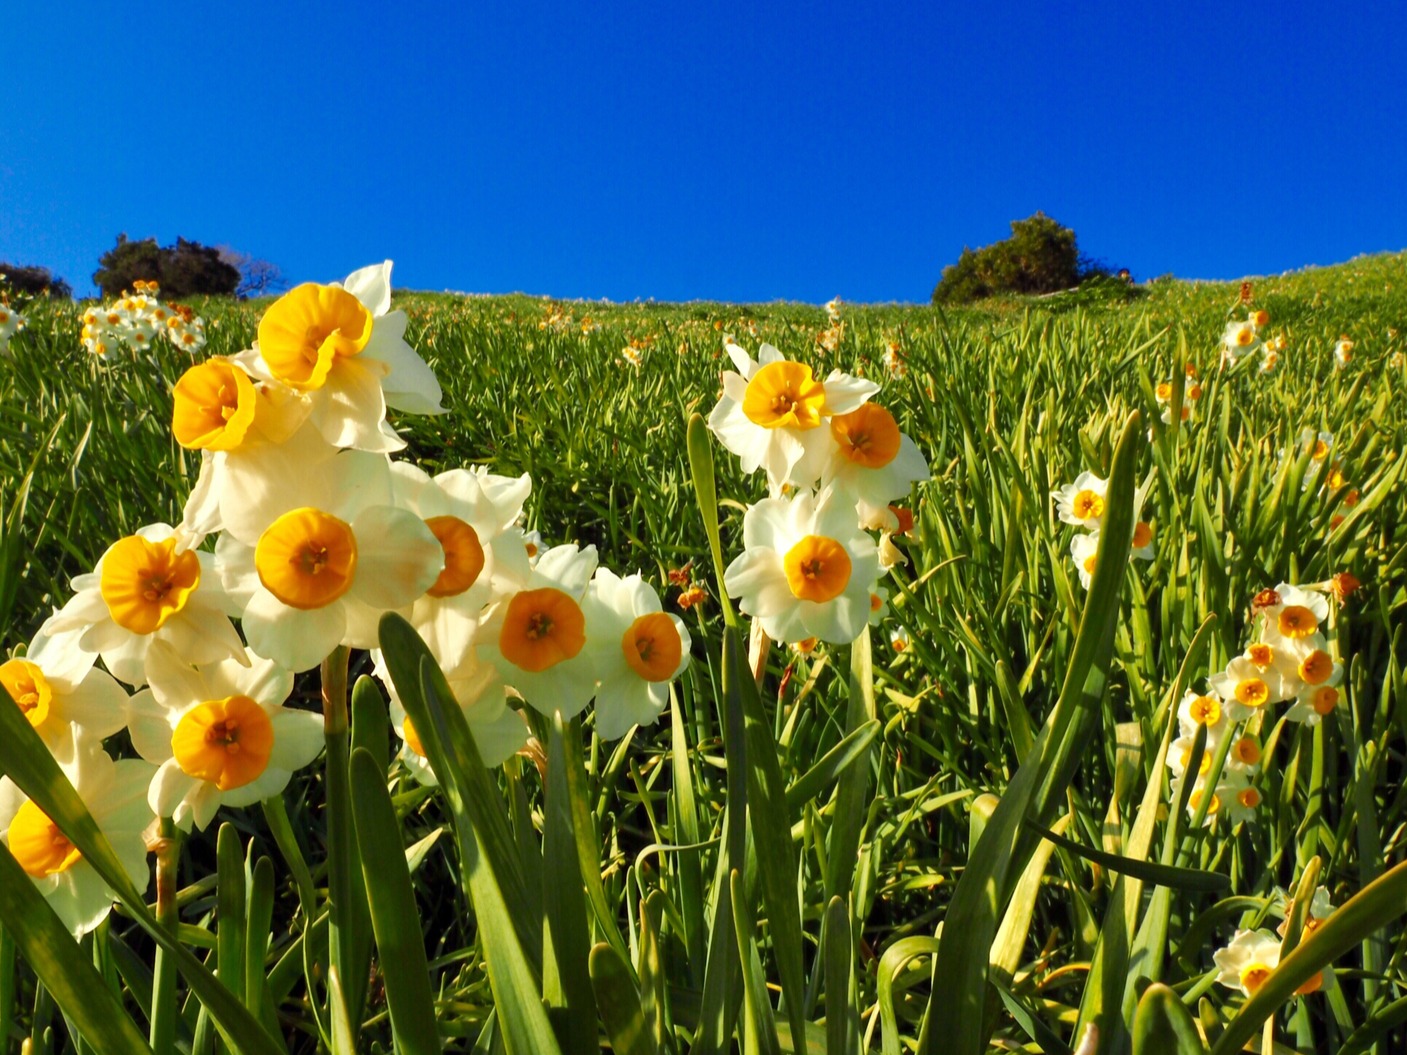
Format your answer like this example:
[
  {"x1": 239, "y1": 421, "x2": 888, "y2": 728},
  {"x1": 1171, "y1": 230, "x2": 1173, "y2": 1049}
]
[{"x1": 0, "y1": 253, "x2": 1404, "y2": 1055}]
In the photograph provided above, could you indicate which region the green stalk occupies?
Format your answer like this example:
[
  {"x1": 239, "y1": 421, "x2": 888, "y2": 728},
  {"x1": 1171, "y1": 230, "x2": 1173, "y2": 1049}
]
[
  {"x1": 321, "y1": 646, "x2": 368, "y2": 1044},
  {"x1": 149, "y1": 817, "x2": 181, "y2": 1055}
]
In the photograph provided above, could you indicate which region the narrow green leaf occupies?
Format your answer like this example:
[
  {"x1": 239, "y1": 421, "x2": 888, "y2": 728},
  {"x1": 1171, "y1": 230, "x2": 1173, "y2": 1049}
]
[
  {"x1": 589, "y1": 942, "x2": 656, "y2": 1055},
  {"x1": 0, "y1": 846, "x2": 152, "y2": 1055},
  {"x1": 785, "y1": 719, "x2": 880, "y2": 811},
  {"x1": 1132, "y1": 984, "x2": 1205, "y2": 1055},
  {"x1": 544, "y1": 715, "x2": 597, "y2": 1055},
  {"x1": 1027, "y1": 821, "x2": 1229, "y2": 892},
  {"x1": 822, "y1": 897, "x2": 855, "y2": 1055},
  {"x1": 348, "y1": 748, "x2": 442, "y2": 1055},
  {"x1": 731, "y1": 869, "x2": 783, "y2": 1055}
]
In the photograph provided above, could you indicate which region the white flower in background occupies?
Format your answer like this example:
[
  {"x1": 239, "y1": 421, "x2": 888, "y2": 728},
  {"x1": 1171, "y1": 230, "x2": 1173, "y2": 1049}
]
[
  {"x1": 388, "y1": 463, "x2": 534, "y2": 662},
  {"x1": 1054, "y1": 472, "x2": 1108, "y2": 530},
  {"x1": 1224, "y1": 735, "x2": 1263, "y2": 775},
  {"x1": 0, "y1": 734, "x2": 154, "y2": 938},
  {"x1": 216, "y1": 451, "x2": 443, "y2": 671},
  {"x1": 1213, "y1": 930, "x2": 1281, "y2": 997},
  {"x1": 40, "y1": 523, "x2": 244, "y2": 687},
  {"x1": 581, "y1": 569, "x2": 691, "y2": 739},
  {"x1": 708, "y1": 341, "x2": 878, "y2": 493},
  {"x1": 889, "y1": 625, "x2": 911, "y2": 653},
  {"x1": 476, "y1": 544, "x2": 600, "y2": 719},
  {"x1": 1176, "y1": 689, "x2": 1227, "y2": 740},
  {"x1": 868, "y1": 585, "x2": 890, "y2": 625},
  {"x1": 0, "y1": 301, "x2": 24, "y2": 352},
  {"x1": 129, "y1": 644, "x2": 322, "y2": 831},
  {"x1": 723, "y1": 487, "x2": 880, "y2": 644},
  {"x1": 820, "y1": 401, "x2": 929, "y2": 527},
  {"x1": 370, "y1": 650, "x2": 525, "y2": 777},
  {"x1": 2, "y1": 626, "x2": 132, "y2": 755},
  {"x1": 1334, "y1": 336, "x2": 1353, "y2": 368},
  {"x1": 247, "y1": 261, "x2": 445, "y2": 453},
  {"x1": 1220, "y1": 772, "x2": 1263, "y2": 825},
  {"x1": 1221, "y1": 320, "x2": 1261, "y2": 363},
  {"x1": 1070, "y1": 531, "x2": 1100, "y2": 589},
  {"x1": 1286, "y1": 682, "x2": 1342, "y2": 726},
  {"x1": 1259, "y1": 582, "x2": 1330, "y2": 647},
  {"x1": 1208, "y1": 656, "x2": 1278, "y2": 721}
]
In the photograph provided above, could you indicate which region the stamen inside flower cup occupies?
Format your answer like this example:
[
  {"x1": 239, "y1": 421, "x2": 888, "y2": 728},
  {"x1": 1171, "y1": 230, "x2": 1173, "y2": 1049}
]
[
  {"x1": 100, "y1": 535, "x2": 202, "y2": 633},
  {"x1": 171, "y1": 695, "x2": 275, "y2": 790},
  {"x1": 255, "y1": 508, "x2": 359, "y2": 610},
  {"x1": 783, "y1": 535, "x2": 852, "y2": 602}
]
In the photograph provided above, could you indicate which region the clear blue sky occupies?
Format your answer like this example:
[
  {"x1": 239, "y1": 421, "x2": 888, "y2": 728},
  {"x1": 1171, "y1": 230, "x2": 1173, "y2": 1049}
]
[{"x1": 3, "y1": 2, "x2": 1405, "y2": 302}]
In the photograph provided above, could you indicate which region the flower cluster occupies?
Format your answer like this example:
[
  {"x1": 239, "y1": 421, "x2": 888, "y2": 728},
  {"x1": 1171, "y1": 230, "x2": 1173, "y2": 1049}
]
[
  {"x1": 1154, "y1": 364, "x2": 1203, "y2": 424},
  {"x1": 1220, "y1": 308, "x2": 1273, "y2": 366},
  {"x1": 81, "y1": 281, "x2": 207, "y2": 358},
  {"x1": 1169, "y1": 582, "x2": 1344, "y2": 826},
  {"x1": 708, "y1": 340, "x2": 929, "y2": 645},
  {"x1": 1053, "y1": 472, "x2": 1154, "y2": 589},
  {"x1": 1213, "y1": 886, "x2": 1337, "y2": 999},
  {"x1": 4, "y1": 261, "x2": 693, "y2": 937}
]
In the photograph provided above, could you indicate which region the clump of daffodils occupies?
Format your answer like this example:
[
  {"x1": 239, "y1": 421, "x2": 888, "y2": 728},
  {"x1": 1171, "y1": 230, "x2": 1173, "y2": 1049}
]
[
  {"x1": 5, "y1": 260, "x2": 699, "y2": 935},
  {"x1": 707, "y1": 338, "x2": 929, "y2": 647},
  {"x1": 1220, "y1": 307, "x2": 1270, "y2": 366},
  {"x1": 1212, "y1": 887, "x2": 1338, "y2": 1000},
  {"x1": 1154, "y1": 370, "x2": 1203, "y2": 424},
  {"x1": 82, "y1": 280, "x2": 207, "y2": 358},
  {"x1": 1169, "y1": 580, "x2": 1347, "y2": 825},
  {"x1": 1052, "y1": 472, "x2": 1155, "y2": 589}
]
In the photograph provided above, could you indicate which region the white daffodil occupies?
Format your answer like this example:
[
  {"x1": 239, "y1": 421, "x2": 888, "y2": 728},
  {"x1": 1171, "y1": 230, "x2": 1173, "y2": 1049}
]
[
  {"x1": 581, "y1": 569, "x2": 691, "y2": 740},
  {"x1": 1213, "y1": 930, "x2": 1281, "y2": 997},
  {"x1": 1224, "y1": 735, "x2": 1264, "y2": 775},
  {"x1": 247, "y1": 261, "x2": 444, "y2": 454},
  {"x1": 129, "y1": 644, "x2": 322, "y2": 831},
  {"x1": 1176, "y1": 689, "x2": 1228, "y2": 741},
  {"x1": 1259, "y1": 582, "x2": 1331, "y2": 648},
  {"x1": 1070, "y1": 531, "x2": 1100, "y2": 589},
  {"x1": 2, "y1": 626, "x2": 132, "y2": 755},
  {"x1": 40, "y1": 523, "x2": 245, "y2": 687},
  {"x1": 1220, "y1": 771, "x2": 1263, "y2": 825},
  {"x1": 1238, "y1": 640, "x2": 1300, "y2": 702},
  {"x1": 216, "y1": 450, "x2": 443, "y2": 671},
  {"x1": 819, "y1": 401, "x2": 929, "y2": 527},
  {"x1": 1286, "y1": 682, "x2": 1342, "y2": 726},
  {"x1": 1208, "y1": 656, "x2": 1280, "y2": 721},
  {"x1": 868, "y1": 586, "x2": 890, "y2": 625},
  {"x1": 723, "y1": 487, "x2": 880, "y2": 645},
  {"x1": 0, "y1": 302, "x2": 24, "y2": 353},
  {"x1": 389, "y1": 462, "x2": 534, "y2": 662},
  {"x1": 476, "y1": 544, "x2": 600, "y2": 719},
  {"x1": 1282, "y1": 635, "x2": 1342, "y2": 697},
  {"x1": 370, "y1": 650, "x2": 526, "y2": 777},
  {"x1": 1334, "y1": 336, "x2": 1353, "y2": 368},
  {"x1": 890, "y1": 625, "x2": 911, "y2": 653},
  {"x1": 0, "y1": 734, "x2": 154, "y2": 938},
  {"x1": 708, "y1": 341, "x2": 878, "y2": 493},
  {"x1": 1054, "y1": 472, "x2": 1108, "y2": 530},
  {"x1": 1167, "y1": 732, "x2": 1220, "y2": 782},
  {"x1": 1221, "y1": 320, "x2": 1261, "y2": 363}
]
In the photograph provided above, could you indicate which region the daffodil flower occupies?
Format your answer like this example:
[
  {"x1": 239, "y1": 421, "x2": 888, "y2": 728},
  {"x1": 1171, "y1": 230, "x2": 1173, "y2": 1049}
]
[
  {"x1": 129, "y1": 644, "x2": 322, "y2": 831},
  {"x1": 1176, "y1": 688, "x2": 1228, "y2": 740},
  {"x1": 215, "y1": 451, "x2": 444, "y2": 671},
  {"x1": 371, "y1": 650, "x2": 526, "y2": 778},
  {"x1": 476, "y1": 544, "x2": 600, "y2": 718},
  {"x1": 1213, "y1": 930, "x2": 1281, "y2": 997},
  {"x1": 1054, "y1": 472, "x2": 1108, "y2": 530},
  {"x1": 0, "y1": 734, "x2": 154, "y2": 938},
  {"x1": 581, "y1": 569, "x2": 691, "y2": 740},
  {"x1": 820, "y1": 401, "x2": 929, "y2": 529},
  {"x1": 1285, "y1": 682, "x2": 1342, "y2": 725},
  {"x1": 1259, "y1": 583, "x2": 1330, "y2": 647},
  {"x1": 1220, "y1": 772, "x2": 1263, "y2": 825},
  {"x1": 1, "y1": 626, "x2": 132, "y2": 755},
  {"x1": 708, "y1": 341, "x2": 878, "y2": 493},
  {"x1": 1208, "y1": 656, "x2": 1280, "y2": 721},
  {"x1": 388, "y1": 463, "x2": 534, "y2": 662},
  {"x1": 1070, "y1": 531, "x2": 1100, "y2": 589},
  {"x1": 723, "y1": 487, "x2": 880, "y2": 644},
  {"x1": 249, "y1": 261, "x2": 444, "y2": 454},
  {"x1": 41, "y1": 524, "x2": 245, "y2": 687}
]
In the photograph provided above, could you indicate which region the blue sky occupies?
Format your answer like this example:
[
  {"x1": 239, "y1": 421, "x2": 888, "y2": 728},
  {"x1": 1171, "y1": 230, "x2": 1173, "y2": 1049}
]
[{"x1": 3, "y1": 2, "x2": 1405, "y2": 302}]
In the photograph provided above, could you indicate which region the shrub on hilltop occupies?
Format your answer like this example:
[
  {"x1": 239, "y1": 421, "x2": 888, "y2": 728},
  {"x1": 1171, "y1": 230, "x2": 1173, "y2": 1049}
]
[
  {"x1": 94, "y1": 234, "x2": 241, "y2": 298},
  {"x1": 0, "y1": 262, "x2": 73, "y2": 299},
  {"x1": 933, "y1": 212, "x2": 1118, "y2": 305}
]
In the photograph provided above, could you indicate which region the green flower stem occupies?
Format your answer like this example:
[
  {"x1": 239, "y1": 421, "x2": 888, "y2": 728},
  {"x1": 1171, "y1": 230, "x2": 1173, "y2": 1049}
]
[{"x1": 150, "y1": 816, "x2": 182, "y2": 1055}]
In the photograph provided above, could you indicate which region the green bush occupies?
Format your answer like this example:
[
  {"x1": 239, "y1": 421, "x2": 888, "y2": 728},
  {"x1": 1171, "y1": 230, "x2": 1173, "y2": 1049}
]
[
  {"x1": 0, "y1": 262, "x2": 73, "y2": 299},
  {"x1": 93, "y1": 234, "x2": 240, "y2": 298},
  {"x1": 933, "y1": 212, "x2": 1099, "y2": 304}
]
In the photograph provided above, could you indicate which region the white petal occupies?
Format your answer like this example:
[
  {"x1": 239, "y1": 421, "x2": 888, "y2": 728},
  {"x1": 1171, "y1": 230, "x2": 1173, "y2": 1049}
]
[
  {"x1": 341, "y1": 261, "x2": 393, "y2": 316},
  {"x1": 242, "y1": 591, "x2": 347, "y2": 673},
  {"x1": 347, "y1": 506, "x2": 443, "y2": 609},
  {"x1": 268, "y1": 709, "x2": 326, "y2": 772}
]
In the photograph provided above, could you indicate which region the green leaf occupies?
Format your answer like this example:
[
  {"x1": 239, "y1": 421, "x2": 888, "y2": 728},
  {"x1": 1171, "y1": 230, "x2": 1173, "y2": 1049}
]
[
  {"x1": 0, "y1": 845, "x2": 153, "y2": 1055},
  {"x1": 347, "y1": 748, "x2": 442, "y2": 1055},
  {"x1": 589, "y1": 942, "x2": 656, "y2": 1055},
  {"x1": 786, "y1": 719, "x2": 880, "y2": 811},
  {"x1": 1027, "y1": 821, "x2": 1230, "y2": 892},
  {"x1": 924, "y1": 412, "x2": 1142, "y2": 1055},
  {"x1": 1132, "y1": 984, "x2": 1206, "y2": 1055},
  {"x1": 731, "y1": 869, "x2": 783, "y2": 1055},
  {"x1": 822, "y1": 897, "x2": 856, "y2": 1055}
]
